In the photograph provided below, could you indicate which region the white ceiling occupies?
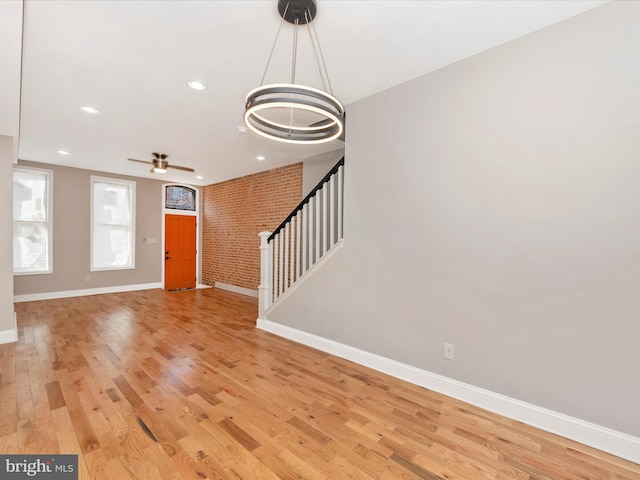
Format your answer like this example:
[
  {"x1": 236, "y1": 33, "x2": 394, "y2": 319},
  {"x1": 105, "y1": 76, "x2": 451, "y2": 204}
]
[{"x1": 15, "y1": 0, "x2": 607, "y2": 186}]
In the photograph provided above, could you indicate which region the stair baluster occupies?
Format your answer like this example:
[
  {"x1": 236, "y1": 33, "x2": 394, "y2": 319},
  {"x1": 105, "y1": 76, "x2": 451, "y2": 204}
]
[{"x1": 258, "y1": 157, "x2": 344, "y2": 319}]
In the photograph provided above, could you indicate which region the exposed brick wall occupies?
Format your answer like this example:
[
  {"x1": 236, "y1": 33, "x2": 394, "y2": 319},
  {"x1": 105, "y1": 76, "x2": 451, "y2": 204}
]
[{"x1": 202, "y1": 163, "x2": 303, "y2": 290}]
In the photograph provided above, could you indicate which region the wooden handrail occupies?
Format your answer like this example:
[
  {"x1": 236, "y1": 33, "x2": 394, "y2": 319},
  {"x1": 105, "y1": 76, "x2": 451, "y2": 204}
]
[{"x1": 268, "y1": 157, "x2": 344, "y2": 242}]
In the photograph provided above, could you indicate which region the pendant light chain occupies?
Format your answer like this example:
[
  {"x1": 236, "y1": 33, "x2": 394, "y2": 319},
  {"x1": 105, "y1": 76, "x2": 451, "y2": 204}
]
[
  {"x1": 291, "y1": 16, "x2": 299, "y2": 84},
  {"x1": 309, "y1": 14, "x2": 334, "y2": 95},
  {"x1": 260, "y1": 2, "x2": 290, "y2": 86},
  {"x1": 289, "y1": 16, "x2": 299, "y2": 131},
  {"x1": 311, "y1": 18, "x2": 333, "y2": 95},
  {"x1": 305, "y1": 8, "x2": 328, "y2": 93}
]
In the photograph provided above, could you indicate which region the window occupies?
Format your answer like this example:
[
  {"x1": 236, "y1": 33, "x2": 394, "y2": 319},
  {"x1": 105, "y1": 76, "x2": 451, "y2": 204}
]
[
  {"x1": 91, "y1": 176, "x2": 136, "y2": 271},
  {"x1": 165, "y1": 185, "x2": 196, "y2": 211},
  {"x1": 13, "y1": 167, "x2": 53, "y2": 274}
]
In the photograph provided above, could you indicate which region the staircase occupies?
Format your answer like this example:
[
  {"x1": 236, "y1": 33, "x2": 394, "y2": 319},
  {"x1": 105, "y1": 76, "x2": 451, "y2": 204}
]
[{"x1": 258, "y1": 157, "x2": 344, "y2": 319}]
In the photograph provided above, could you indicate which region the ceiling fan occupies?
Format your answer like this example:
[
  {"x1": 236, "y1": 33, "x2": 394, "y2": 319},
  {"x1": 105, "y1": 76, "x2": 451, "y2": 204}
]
[{"x1": 127, "y1": 152, "x2": 194, "y2": 173}]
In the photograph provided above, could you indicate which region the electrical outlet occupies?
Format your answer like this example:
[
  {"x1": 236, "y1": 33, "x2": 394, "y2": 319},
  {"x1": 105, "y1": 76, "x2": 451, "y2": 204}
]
[
  {"x1": 85, "y1": 275, "x2": 91, "y2": 282},
  {"x1": 444, "y1": 343, "x2": 455, "y2": 360}
]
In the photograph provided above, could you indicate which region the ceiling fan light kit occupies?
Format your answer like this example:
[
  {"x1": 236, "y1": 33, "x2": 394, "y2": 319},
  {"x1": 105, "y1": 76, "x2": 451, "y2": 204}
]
[
  {"x1": 244, "y1": 0, "x2": 345, "y2": 145},
  {"x1": 127, "y1": 153, "x2": 195, "y2": 174}
]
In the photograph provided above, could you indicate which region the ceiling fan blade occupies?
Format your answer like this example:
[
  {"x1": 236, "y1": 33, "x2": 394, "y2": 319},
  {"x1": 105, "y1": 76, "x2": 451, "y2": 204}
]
[
  {"x1": 129, "y1": 154, "x2": 192, "y2": 172},
  {"x1": 128, "y1": 158, "x2": 152, "y2": 165},
  {"x1": 167, "y1": 164, "x2": 195, "y2": 172}
]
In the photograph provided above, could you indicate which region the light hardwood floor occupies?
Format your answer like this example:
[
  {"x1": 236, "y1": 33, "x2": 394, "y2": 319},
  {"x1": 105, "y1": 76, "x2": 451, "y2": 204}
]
[{"x1": 2, "y1": 288, "x2": 639, "y2": 479}]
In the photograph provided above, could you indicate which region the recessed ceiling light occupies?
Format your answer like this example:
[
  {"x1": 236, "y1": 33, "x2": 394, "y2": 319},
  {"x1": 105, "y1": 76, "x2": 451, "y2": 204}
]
[
  {"x1": 256, "y1": 155, "x2": 267, "y2": 161},
  {"x1": 80, "y1": 106, "x2": 99, "y2": 114},
  {"x1": 57, "y1": 150, "x2": 70, "y2": 155},
  {"x1": 187, "y1": 80, "x2": 207, "y2": 91},
  {"x1": 237, "y1": 126, "x2": 248, "y2": 134},
  {"x1": 196, "y1": 175, "x2": 204, "y2": 180}
]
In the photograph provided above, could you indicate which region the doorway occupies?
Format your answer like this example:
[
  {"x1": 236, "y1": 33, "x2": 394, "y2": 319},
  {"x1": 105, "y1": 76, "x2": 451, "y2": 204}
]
[{"x1": 164, "y1": 214, "x2": 196, "y2": 290}]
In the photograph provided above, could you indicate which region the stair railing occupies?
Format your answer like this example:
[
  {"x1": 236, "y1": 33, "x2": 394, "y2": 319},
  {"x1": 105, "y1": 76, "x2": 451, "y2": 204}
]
[{"x1": 259, "y1": 157, "x2": 344, "y2": 318}]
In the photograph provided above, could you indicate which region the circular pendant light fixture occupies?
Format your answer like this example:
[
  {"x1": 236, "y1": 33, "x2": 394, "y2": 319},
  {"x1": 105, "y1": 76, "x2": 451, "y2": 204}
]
[{"x1": 244, "y1": 0, "x2": 345, "y2": 145}]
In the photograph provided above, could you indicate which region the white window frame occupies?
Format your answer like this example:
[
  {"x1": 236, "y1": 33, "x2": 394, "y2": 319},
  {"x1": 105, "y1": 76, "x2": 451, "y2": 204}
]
[
  {"x1": 90, "y1": 175, "x2": 136, "y2": 271},
  {"x1": 13, "y1": 166, "x2": 54, "y2": 275}
]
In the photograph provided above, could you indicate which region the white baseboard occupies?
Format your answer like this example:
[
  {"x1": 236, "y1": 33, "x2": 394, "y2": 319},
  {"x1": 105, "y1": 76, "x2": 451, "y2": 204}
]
[
  {"x1": 13, "y1": 282, "x2": 163, "y2": 303},
  {"x1": 0, "y1": 312, "x2": 18, "y2": 345},
  {"x1": 256, "y1": 318, "x2": 640, "y2": 465},
  {"x1": 215, "y1": 282, "x2": 258, "y2": 298}
]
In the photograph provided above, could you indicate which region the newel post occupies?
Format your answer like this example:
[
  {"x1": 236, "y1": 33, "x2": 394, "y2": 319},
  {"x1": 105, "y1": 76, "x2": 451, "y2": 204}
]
[{"x1": 258, "y1": 231, "x2": 272, "y2": 320}]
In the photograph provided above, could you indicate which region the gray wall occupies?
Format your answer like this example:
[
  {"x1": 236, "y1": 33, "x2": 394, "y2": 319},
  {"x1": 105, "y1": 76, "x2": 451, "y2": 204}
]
[
  {"x1": 0, "y1": 1, "x2": 22, "y2": 337},
  {"x1": 1, "y1": 136, "x2": 15, "y2": 333},
  {"x1": 268, "y1": 1, "x2": 640, "y2": 437},
  {"x1": 302, "y1": 149, "x2": 344, "y2": 197},
  {"x1": 0, "y1": 1, "x2": 22, "y2": 138},
  {"x1": 14, "y1": 160, "x2": 165, "y2": 296}
]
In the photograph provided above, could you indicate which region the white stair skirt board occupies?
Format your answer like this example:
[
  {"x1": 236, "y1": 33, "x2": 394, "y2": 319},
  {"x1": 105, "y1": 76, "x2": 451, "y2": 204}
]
[
  {"x1": 263, "y1": 239, "x2": 344, "y2": 317},
  {"x1": 256, "y1": 319, "x2": 640, "y2": 465},
  {"x1": 214, "y1": 282, "x2": 258, "y2": 298},
  {"x1": 0, "y1": 313, "x2": 18, "y2": 345},
  {"x1": 13, "y1": 282, "x2": 163, "y2": 303}
]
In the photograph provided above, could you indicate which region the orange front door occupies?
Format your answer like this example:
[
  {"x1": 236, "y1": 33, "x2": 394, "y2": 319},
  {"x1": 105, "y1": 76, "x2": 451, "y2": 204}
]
[{"x1": 165, "y1": 214, "x2": 196, "y2": 291}]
